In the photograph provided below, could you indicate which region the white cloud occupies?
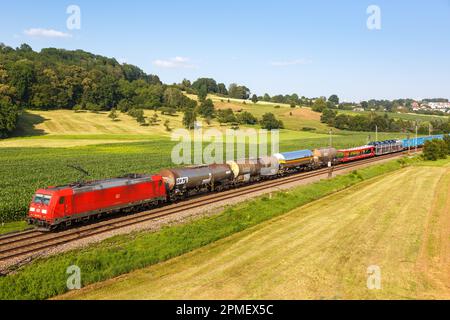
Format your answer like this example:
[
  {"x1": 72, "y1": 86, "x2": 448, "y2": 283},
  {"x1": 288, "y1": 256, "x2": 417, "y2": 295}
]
[
  {"x1": 152, "y1": 56, "x2": 196, "y2": 68},
  {"x1": 24, "y1": 28, "x2": 72, "y2": 38},
  {"x1": 270, "y1": 59, "x2": 312, "y2": 67}
]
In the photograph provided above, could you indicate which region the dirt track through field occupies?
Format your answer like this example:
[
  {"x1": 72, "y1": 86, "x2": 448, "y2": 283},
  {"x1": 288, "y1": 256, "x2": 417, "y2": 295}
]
[{"x1": 60, "y1": 163, "x2": 450, "y2": 300}]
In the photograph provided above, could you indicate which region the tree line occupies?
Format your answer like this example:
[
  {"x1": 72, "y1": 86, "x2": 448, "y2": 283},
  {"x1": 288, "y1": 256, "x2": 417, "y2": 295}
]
[
  {"x1": 0, "y1": 43, "x2": 277, "y2": 136},
  {"x1": 320, "y1": 108, "x2": 450, "y2": 134}
]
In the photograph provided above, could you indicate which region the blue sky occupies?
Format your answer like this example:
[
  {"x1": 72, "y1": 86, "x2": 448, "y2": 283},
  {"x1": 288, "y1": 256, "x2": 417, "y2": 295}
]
[{"x1": 1, "y1": 0, "x2": 449, "y2": 101}]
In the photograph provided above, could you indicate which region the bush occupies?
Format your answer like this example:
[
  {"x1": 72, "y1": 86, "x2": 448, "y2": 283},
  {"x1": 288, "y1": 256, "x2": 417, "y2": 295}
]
[
  {"x1": 216, "y1": 108, "x2": 236, "y2": 124},
  {"x1": 260, "y1": 112, "x2": 284, "y2": 130},
  {"x1": 236, "y1": 111, "x2": 258, "y2": 125},
  {"x1": 73, "y1": 105, "x2": 84, "y2": 113},
  {"x1": 423, "y1": 139, "x2": 448, "y2": 161}
]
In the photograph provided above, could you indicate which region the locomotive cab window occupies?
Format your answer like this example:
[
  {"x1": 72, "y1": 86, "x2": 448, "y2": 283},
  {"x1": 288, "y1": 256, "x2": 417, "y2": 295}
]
[
  {"x1": 59, "y1": 196, "x2": 65, "y2": 204},
  {"x1": 33, "y1": 194, "x2": 52, "y2": 205}
]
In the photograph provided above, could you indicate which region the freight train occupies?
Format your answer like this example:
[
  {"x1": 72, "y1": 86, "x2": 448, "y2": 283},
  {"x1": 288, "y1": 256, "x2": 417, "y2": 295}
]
[{"x1": 27, "y1": 134, "x2": 448, "y2": 230}]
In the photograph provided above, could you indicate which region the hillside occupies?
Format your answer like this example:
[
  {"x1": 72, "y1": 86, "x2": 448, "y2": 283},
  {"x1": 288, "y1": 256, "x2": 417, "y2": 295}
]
[{"x1": 60, "y1": 160, "x2": 450, "y2": 300}]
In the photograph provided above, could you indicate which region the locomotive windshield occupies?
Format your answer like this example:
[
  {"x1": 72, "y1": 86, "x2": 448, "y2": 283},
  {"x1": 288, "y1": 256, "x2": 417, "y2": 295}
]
[{"x1": 33, "y1": 194, "x2": 52, "y2": 205}]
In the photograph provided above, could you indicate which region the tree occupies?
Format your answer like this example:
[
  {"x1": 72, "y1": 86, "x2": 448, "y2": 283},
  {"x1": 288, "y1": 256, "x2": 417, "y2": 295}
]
[
  {"x1": 117, "y1": 99, "x2": 132, "y2": 113},
  {"x1": 260, "y1": 112, "x2": 284, "y2": 130},
  {"x1": 181, "y1": 78, "x2": 191, "y2": 90},
  {"x1": 216, "y1": 108, "x2": 237, "y2": 124},
  {"x1": 136, "y1": 112, "x2": 146, "y2": 125},
  {"x1": 197, "y1": 86, "x2": 207, "y2": 102},
  {"x1": 328, "y1": 94, "x2": 339, "y2": 106},
  {"x1": 217, "y1": 83, "x2": 228, "y2": 95},
  {"x1": 251, "y1": 94, "x2": 258, "y2": 104},
  {"x1": 108, "y1": 107, "x2": 118, "y2": 121},
  {"x1": 128, "y1": 108, "x2": 145, "y2": 126},
  {"x1": 444, "y1": 135, "x2": 450, "y2": 154},
  {"x1": 10, "y1": 59, "x2": 35, "y2": 105},
  {"x1": 86, "y1": 102, "x2": 101, "y2": 113},
  {"x1": 164, "y1": 119, "x2": 171, "y2": 132},
  {"x1": 290, "y1": 93, "x2": 300, "y2": 105},
  {"x1": 423, "y1": 140, "x2": 447, "y2": 161},
  {"x1": 73, "y1": 104, "x2": 84, "y2": 112},
  {"x1": 236, "y1": 111, "x2": 258, "y2": 125},
  {"x1": 149, "y1": 113, "x2": 159, "y2": 125},
  {"x1": 198, "y1": 99, "x2": 215, "y2": 118},
  {"x1": 228, "y1": 83, "x2": 250, "y2": 99},
  {"x1": 183, "y1": 108, "x2": 197, "y2": 129},
  {"x1": 320, "y1": 108, "x2": 337, "y2": 125},
  {"x1": 122, "y1": 63, "x2": 146, "y2": 81},
  {"x1": 163, "y1": 87, "x2": 184, "y2": 108},
  {"x1": 361, "y1": 101, "x2": 369, "y2": 109},
  {"x1": 312, "y1": 98, "x2": 327, "y2": 112},
  {"x1": 0, "y1": 98, "x2": 19, "y2": 138},
  {"x1": 133, "y1": 85, "x2": 164, "y2": 109},
  {"x1": 263, "y1": 93, "x2": 271, "y2": 102},
  {"x1": 191, "y1": 78, "x2": 218, "y2": 94}
]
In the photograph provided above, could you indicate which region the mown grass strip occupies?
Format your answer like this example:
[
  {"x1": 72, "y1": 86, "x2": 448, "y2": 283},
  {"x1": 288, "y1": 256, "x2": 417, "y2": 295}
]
[{"x1": 0, "y1": 157, "x2": 415, "y2": 300}]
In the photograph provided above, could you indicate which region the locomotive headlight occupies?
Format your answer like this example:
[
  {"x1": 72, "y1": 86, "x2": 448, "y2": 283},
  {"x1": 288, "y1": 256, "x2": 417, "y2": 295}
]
[
  {"x1": 41, "y1": 209, "x2": 47, "y2": 214},
  {"x1": 30, "y1": 207, "x2": 36, "y2": 212}
]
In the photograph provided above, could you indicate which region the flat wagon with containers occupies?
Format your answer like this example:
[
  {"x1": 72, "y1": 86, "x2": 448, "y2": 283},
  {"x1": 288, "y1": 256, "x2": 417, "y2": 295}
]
[{"x1": 27, "y1": 134, "x2": 450, "y2": 230}]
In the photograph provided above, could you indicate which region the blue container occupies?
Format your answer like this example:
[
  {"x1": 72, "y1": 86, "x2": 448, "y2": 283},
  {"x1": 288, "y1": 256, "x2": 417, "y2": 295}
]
[{"x1": 402, "y1": 134, "x2": 445, "y2": 148}]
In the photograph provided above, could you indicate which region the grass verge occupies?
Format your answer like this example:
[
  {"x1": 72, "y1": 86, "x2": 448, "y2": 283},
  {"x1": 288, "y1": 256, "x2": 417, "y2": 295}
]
[
  {"x1": 0, "y1": 157, "x2": 415, "y2": 299},
  {"x1": 0, "y1": 221, "x2": 30, "y2": 236}
]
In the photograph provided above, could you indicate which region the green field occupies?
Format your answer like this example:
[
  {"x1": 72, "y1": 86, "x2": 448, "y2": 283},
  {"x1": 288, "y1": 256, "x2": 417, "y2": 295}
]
[{"x1": 60, "y1": 159, "x2": 450, "y2": 300}]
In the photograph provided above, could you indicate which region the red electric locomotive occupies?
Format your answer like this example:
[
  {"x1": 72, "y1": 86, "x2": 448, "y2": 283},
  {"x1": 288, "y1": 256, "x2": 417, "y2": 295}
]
[{"x1": 27, "y1": 174, "x2": 167, "y2": 230}]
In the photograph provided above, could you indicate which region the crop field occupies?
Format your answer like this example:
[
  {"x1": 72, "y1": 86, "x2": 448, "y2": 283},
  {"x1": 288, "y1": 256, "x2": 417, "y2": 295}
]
[{"x1": 60, "y1": 159, "x2": 450, "y2": 300}]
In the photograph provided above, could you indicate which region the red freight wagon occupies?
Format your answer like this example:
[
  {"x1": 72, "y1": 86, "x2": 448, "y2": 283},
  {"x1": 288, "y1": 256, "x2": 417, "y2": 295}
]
[
  {"x1": 27, "y1": 174, "x2": 167, "y2": 230},
  {"x1": 337, "y1": 145, "x2": 375, "y2": 163}
]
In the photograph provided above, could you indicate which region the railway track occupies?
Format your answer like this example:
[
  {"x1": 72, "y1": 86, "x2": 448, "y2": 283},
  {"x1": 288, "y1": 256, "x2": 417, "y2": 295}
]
[{"x1": 0, "y1": 151, "x2": 416, "y2": 263}]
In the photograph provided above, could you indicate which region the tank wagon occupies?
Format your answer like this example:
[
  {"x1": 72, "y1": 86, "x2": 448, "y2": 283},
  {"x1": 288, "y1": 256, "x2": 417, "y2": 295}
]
[
  {"x1": 227, "y1": 156, "x2": 279, "y2": 183},
  {"x1": 312, "y1": 147, "x2": 337, "y2": 167},
  {"x1": 159, "y1": 164, "x2": 233, "y2": 198},
  {"x1": 274, "y1": 150, "x2": 314, "y2": 172}
]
